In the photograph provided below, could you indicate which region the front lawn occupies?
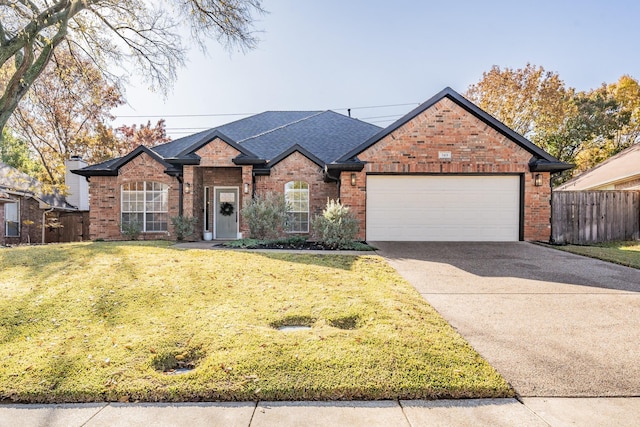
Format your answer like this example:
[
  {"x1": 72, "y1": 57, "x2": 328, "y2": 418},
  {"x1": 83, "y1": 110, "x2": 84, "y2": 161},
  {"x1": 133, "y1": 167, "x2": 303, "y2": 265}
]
[
  {"x1": 0, "y1": 242, "x2": 511, "y2": 403},
  {"x1": 552, "y1": 241, "x2": 640, "y2": 269}
]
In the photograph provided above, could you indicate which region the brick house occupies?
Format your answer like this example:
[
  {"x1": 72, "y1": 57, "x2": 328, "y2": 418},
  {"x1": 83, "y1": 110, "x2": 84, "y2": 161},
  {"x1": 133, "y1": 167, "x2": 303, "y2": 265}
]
[
  {"x1": 74, "y1": 87, "x2": 571, "y2": 242},
  {"x1": 0, "y1": 162, "x2": 82, "y2": 245}
]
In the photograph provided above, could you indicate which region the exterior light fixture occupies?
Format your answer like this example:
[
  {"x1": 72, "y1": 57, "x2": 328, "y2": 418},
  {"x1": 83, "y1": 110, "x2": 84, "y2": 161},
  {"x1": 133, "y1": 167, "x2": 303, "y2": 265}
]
[
  {"x1": 244, "y1": 183, "x2": 250, "y2": 194},
  {"x1": 534, "y1": 173, "x2": 543, "y2": 187},
  {"x1": 350, "y1": 173, "x2": 357, "y2": 186},
  {"x1": 184, "y1": 182, "x2": 191, "y2": 194}
]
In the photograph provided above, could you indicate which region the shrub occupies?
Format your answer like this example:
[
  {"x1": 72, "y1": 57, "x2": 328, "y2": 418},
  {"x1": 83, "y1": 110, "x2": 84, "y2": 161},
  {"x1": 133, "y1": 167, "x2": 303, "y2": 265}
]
[
  {"x1": 311, "y1": 199, "x2": 359, "y2": 249},
  {"x1": 241, "y1": 192, "x2": 289, "y2": 240},
  {"x1": 170, "y1": 215, "x2": 197, "y2": 241},
  {"x1": 121, "y1": 220, "x2": 141, "y2": 240}
]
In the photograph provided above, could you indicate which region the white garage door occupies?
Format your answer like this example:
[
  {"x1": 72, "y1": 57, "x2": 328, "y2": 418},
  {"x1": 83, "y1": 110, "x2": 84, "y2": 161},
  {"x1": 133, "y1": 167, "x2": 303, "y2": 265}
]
[{"x1": 366, "y1": 175, "x2": 520, "y2": 241}]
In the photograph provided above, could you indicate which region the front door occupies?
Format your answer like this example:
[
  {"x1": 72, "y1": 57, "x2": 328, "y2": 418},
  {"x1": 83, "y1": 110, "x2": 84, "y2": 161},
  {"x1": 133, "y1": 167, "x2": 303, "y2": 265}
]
[{"x1": 214, "y1": 187, "x2": 239, "y2": 239}]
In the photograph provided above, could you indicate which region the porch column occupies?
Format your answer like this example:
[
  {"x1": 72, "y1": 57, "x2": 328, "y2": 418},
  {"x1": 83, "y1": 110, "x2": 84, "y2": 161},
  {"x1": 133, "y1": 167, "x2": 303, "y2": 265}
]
[{"x1": 240, "y1": 165, "x2": 253, "y2": 238}]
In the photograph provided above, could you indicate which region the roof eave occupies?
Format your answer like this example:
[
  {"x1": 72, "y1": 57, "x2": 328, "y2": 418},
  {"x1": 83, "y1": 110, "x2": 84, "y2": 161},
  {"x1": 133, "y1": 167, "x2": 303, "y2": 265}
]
[
  {"x1": 232, "y1": 156, "x2": 267, "y2": 165},
  {"x1": 529, "y1": 160, "x2": 575, "y2": 173},
  {"x1": 326, "y1": 161, "x2": 365, "y2": 172},
  {"x1": 71, "y1": 169, "x2": 117, "y2": 177},
  {"x1": 164, "y1": 157, "x2": 200, "y2": 165}
]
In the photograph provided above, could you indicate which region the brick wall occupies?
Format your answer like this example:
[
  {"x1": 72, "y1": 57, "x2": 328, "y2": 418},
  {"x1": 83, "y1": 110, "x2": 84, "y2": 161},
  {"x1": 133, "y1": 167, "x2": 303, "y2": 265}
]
[
  {"x1": 1, "y1": 196, "x2": 52, "y2": 245},
  {"x1": 340, "y1": 98, "x2": 552, "y2": 241},
  {"x1": 88, "y1": 152, "x2": 180, "y2": 240},
  {"x1": 255, "y1": 151, "x2": 338, "y2": 234}
]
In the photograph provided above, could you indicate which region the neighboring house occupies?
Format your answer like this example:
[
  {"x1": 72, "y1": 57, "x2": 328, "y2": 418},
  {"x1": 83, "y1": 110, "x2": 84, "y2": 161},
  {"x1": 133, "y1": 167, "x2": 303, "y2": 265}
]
[
  {"x1": 555, "y1": 144, "x2": 640, "y2": 191},
  {"x1": 0, "y1": 161, "x2": 81, "y2": 245},
  {"x1": 73, "y1": 87, "x2": 571, "y2": 242}
]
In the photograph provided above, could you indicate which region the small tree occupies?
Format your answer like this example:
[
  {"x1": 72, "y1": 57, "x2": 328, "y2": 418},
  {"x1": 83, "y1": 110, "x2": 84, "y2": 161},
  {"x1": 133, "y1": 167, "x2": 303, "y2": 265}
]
[
  {"x1": 241, "y1": 192, "x2": 288, "y2": 240},
  {"x1": 311, "y1": 199, "x2": 359, "y2": 249},
  {"x1": 170, "y1": 216, "x2": 197, "y2": 241}
]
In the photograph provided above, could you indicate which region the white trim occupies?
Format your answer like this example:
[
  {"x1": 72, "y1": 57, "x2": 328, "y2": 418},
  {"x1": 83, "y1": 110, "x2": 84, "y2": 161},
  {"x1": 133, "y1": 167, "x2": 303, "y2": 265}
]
[
  {"x1": 284, "y1": 181, "x2": 309, "y2": 233},
  {"x1": 203, "y1": 186, "x2": 211, "y2": 232},
  {"x1": 213, "y1": 186, "x2": 240, "y2": 239},
  {"x1": 4, "y1": 199, "x2": 20, "y2": 237}
]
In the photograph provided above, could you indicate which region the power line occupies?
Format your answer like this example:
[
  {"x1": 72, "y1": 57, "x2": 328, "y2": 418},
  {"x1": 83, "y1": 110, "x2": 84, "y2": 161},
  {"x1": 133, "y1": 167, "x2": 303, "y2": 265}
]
[
  {"x1": 115, "y1": 102, "x2": 420, "y2": 120},
  {"x1": 332, "y1": 102, "x2": 419, "y2": 111},
  {"x1": 116, "y1": 112, "x2": 255, "y2": 119},
  {"x1": 358, "y1": 114, "x2": 405, "y2": 120}
]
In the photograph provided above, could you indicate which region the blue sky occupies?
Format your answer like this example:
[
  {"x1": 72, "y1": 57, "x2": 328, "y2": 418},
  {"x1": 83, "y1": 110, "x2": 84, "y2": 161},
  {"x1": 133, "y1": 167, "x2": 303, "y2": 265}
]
[{"x1": 113, "y1": 0, "x2": 640, "y2": 138}]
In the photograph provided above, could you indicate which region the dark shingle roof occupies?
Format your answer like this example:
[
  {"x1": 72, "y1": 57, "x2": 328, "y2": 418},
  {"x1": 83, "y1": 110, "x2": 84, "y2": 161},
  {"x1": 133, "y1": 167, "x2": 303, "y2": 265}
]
[
  {"x1": 75, "y1": 110, "x2": 382, "y2": 175},
  {"x1": 240, "y1": 111, "x2": 381, "y2": 164}
]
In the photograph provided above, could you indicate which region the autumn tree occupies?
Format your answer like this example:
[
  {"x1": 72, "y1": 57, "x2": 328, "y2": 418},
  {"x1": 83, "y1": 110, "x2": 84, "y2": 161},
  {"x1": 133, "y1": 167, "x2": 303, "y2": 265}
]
[
  {"x1": 7, "y1": 46, "x2": 124, "y2": 186},
  {"x1": 0, "y1": 0, "x2": 265, "y2": 140},
  {"x1": 466, "y1": 63, "x2": 571, "y2": 153},
  {"x1": 116, "y1": 120, "x2": 171, "y2": 155},
  {"x1": 467, "y1": 65, "x2": 640, "y2": 182}
]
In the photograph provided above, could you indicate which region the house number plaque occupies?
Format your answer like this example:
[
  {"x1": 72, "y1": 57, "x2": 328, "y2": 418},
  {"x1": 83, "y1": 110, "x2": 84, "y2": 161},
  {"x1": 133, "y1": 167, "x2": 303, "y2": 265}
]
[{"x1": 219, "y1": 192, "x2": 235, "y2": 203}]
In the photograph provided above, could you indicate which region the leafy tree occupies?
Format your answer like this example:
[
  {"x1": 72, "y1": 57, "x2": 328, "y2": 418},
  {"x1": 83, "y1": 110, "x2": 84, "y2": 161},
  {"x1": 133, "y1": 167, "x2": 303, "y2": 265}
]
[
  {"x1": 116, "y1": 120, "x2": 171, "y2": 155},
  {"x1": 0, "y1": 128, "x2": 41, "y2": 175},
  {"x1": 467, "y1": 65, "x2": 640, "y2": 183},
  {"x1": 0, "y1": 0, "x2": 265, "y2": 140},
  {"x1": 560, "y1": 91, "x2": 630, "y2": 174},
  {"x1": 6, "y1": 46, "x2": 124, "y2": 186},
  {"x1": 604, "y1": 75, "x2": 640, "y2": 151},
  {"x1": 466, "y1": 63, "x2": 571, "y2": 152}
]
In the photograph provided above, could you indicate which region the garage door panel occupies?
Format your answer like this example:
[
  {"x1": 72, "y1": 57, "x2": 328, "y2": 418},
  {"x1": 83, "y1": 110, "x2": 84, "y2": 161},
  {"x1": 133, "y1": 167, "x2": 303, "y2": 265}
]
[{"x1": 366, "y1": 175, "x2": 520, "y2": 241}]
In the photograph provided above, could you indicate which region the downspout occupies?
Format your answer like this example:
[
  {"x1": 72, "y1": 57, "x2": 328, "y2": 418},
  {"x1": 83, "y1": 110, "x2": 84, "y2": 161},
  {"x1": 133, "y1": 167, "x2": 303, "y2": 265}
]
[
  {"x1": 42, "y1": 207, "x2": 54, "y2": 244},
  {"x1": 176, "y1": 175, "x2": 184, "y2": 217},
  {"x1": 252, "y1": 171, "x2": 256, "y2": 198},
  {"x1": 323, "y1": 165, "x2": 341, "y2": 201}
]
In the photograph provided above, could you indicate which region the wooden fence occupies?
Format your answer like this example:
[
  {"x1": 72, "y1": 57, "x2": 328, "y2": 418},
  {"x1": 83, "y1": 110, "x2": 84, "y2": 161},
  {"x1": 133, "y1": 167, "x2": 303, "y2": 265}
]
[
  {"x1": 551, "y1": 191, "x2": 640, "y2": 244},
  {"x1": 45, "y1": 211, "x2": 90, "y2": 243}
]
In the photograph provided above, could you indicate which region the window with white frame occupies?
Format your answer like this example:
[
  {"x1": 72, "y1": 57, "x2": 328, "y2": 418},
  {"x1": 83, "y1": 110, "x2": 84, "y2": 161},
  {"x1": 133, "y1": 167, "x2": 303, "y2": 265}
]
[
  {"x1": 121, "y1": 182, "x2": 168, "y2": 232},
  {"x1": 4, "y1": 201, "x2": 19, "y2": 237},
  {"x1": 284, "y1": 181, "x2": 309, "y2": 233}
]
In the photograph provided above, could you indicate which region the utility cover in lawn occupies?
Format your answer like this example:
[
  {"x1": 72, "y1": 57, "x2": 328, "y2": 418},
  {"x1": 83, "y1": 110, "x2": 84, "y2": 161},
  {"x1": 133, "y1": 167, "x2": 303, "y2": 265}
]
[{"x1": 0, "y1": 242, "x2": 512, "y2": 402}]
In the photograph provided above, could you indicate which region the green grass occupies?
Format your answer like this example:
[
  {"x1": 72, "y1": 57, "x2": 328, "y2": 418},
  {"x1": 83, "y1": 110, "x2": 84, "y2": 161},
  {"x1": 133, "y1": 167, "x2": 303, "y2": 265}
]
[
  {"x1": 552, "y1": 241, "x2": 640, "y2": 269},
  {"x1": 0, "y1": 241, "x2": 512, "y2": 403}
]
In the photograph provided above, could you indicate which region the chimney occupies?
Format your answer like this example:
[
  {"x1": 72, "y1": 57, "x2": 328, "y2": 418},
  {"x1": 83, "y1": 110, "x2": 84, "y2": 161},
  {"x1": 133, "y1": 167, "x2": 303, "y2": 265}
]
[{"x1": 65, "y1": 156, "x2": 89, "y2": 210}]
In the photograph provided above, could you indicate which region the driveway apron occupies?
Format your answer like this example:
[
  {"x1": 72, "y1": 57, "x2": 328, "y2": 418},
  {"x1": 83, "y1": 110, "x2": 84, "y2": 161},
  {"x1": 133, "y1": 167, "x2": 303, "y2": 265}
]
[{"x1": 374, "y1": 242, "x2": 640, "y2": 397}]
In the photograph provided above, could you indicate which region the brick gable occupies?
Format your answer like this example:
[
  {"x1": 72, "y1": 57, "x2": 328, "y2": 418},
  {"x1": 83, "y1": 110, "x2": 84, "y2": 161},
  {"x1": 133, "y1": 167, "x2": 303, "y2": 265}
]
[
  {"x1": 255, "y1": 151, "x2": 338, "y2": 228},
  {"x1": 341, "y1": 98, "x2": 552, "y2": 241},
  {"x1": 88, "y1": 152, "x2": 179, "y2": 240},
  {"x1": 195, "y1": 137, "x2": 241, "y2": 167}
]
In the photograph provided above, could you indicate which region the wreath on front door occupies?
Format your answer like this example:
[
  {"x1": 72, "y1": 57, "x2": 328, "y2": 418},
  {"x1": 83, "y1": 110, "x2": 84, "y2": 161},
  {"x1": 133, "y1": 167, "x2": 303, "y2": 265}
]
[{"x1": 220, "y1": 202, "x2": 234, "y2": 216}]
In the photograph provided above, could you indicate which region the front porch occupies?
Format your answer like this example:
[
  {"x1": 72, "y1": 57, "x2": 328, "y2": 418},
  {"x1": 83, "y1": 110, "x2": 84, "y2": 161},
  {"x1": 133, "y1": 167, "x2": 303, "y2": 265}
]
[{"x1": 182, "y1": 165, "x2": 252, "y2": 240}]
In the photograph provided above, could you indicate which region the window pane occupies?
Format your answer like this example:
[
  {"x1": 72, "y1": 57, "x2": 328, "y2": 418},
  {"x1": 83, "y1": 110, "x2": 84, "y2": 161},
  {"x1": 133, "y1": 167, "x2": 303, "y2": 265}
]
[
  {"x1": 5, "y1": 202, "x2": 19, "y2": 237},
  {"x1": 122, "y1": 181, "x2": 169, "y2": 232},
  {"x1": 284, "y1": 181, "x2": 309, "y2": 233},
  {"x1": 146, "y1": 213, "x2": 168, "y2": 231}
]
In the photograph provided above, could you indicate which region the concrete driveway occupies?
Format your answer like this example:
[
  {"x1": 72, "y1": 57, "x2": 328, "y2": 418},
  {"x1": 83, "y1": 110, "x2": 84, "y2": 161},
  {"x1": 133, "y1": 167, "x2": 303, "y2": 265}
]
[{"x1": 374, "y1": 242, "x2": 640, "y2": 397}]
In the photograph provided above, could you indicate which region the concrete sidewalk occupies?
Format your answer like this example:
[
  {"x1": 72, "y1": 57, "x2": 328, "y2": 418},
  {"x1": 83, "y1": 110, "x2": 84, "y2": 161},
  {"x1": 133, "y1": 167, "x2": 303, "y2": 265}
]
[{"x1": 2, "y1": 398, "x2": 640, "y2": 427}]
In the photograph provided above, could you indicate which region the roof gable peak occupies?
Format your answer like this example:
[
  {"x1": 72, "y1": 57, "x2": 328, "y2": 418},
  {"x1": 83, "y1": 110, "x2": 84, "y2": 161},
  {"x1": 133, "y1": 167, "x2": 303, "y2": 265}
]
[{"x1": 337, "y1": 87, "x2": 567, "y2": 167}]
